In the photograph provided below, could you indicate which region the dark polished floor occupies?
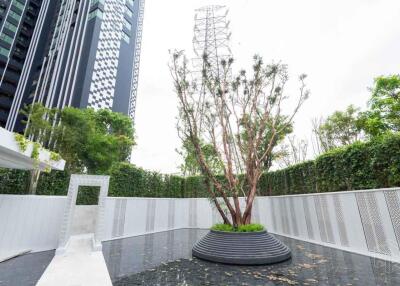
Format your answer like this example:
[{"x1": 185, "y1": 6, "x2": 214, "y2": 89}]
[
  {"x1": 0, "y1": 250, "x2": 54, "y2": 286},
  {"x1": 102, "y1": 229, "x2": 400, "y2": 286}
]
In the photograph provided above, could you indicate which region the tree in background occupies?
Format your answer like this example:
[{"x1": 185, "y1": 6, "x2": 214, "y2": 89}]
[
  {"x1": 171, "y1": 52, "x2": 308, "y2": 226},
  {"x1": 358, "y1": 75, "x2": 400, "y2": 136},
  {"x1": 23, "y1": 104, "x2": 135, "y2": 175},
  {"x1": 277, "y1": 135, "x2": 308, "y2": 168},
  {"x1": 177, "y1": 139, "x2": 223, "y2": 176},
  {"x1": 311, "y1": 105, "x2": 363, "y2": 154}
]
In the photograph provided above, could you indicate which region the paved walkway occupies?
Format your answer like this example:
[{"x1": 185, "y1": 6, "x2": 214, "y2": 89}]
[{"x1": 37, "y1": 234, "x2": 112, "y2": 286}]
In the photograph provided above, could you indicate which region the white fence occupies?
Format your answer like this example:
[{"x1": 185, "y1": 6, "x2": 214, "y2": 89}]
[
  {"x1": 0, "y1": 195, "x2": 67, "y2": 260},
  {"x1": 266, "y1": 188, "x2": 400, "y2": 263},
  {"x1": 102, "y1": 198, "x2": 219, "y2": 240},
  {"x1": 1, "y1": 187, "x2": 400, "y2": 263}
]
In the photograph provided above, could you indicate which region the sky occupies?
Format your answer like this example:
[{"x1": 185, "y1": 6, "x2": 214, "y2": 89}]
[{"x1": 131, "y1": 0, "x2": 400, "y2": 174}]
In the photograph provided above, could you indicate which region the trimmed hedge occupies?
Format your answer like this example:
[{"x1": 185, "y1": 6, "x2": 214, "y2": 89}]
[
  {"x1": 0, "y1": 169, "x2": 30, "y2": 194},
  {"x1": 0, "y1": 163, "x2": 210, "y2": 204},
  {"x1": 1, "y1": 133, "x2": 399, "y2": 203},
  {"x1": 259, "y1": 133, "x2": 400, "y2": 195}
]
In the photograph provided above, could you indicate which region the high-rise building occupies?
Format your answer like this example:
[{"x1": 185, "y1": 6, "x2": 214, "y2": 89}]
[
  {"x1": 0, "y1": 0, "x2": 145, "y2": 132},
  {"x1": 0, "y1": 0, "x2": 44, "y2": 129}
]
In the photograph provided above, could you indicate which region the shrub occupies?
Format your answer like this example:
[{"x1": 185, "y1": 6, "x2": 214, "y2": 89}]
[
  {"x1": 237, "y1": 223, "x2": 265, "y2": 232},
  {"x1": 0, "y1": 168, "x2": 29, "y2": 194},
  {"x1": 263, "y1": 133, "x2": 400, "y2": 195},
  {"x1": 1, "y1": 133, "x2": 399, "y2": 200},
  {"x1": 211, "y1": 223, "x2": 234, "y2": 232},
  {"x1": 211, "y1": 223, "x2": 265, "y2": 232}
]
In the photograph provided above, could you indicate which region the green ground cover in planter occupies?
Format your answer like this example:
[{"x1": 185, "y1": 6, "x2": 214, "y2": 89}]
[{"x1": 211, "y1": 223, "x2": 265, "y2": 232}]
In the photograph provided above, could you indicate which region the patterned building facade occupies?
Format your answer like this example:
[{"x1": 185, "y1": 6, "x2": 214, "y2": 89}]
[{"x1": 1, "y1": 0, "x2": 144, "y2": 132}]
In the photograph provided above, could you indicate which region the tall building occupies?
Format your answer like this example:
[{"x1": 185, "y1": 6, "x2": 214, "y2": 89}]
[
  {"x1": 0, "y1": 0, "x2": 44, "y2": 129},
  {"x1": 0, "y1": 0, "x2": 145, "y2": 132}
]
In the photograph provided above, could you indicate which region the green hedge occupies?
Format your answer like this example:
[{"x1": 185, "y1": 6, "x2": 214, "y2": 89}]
[
  {"x1": 260, "y1": 133, "x2": 400, "y2": 195},
  {"x1": 0, "y1": 163, "x2": 210, "y2": 204},
  {"x1": 1, "y1": 133, "x2": 399, "y2": 202},
  {"x1": 0, "y1": 168, "x2": 30, "y2": 194}
]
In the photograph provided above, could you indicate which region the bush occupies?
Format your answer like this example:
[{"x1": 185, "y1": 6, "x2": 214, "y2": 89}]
[
  {"x1": 1, "y1": 133, "x2": 399, "y2": 200},
  {"x1": 0, "y1": 168, "x2": 29, "y2": 194},
  {"x1": 237, "y1": 223, "x2": 265, "y2": 232},
  {"x1": 263, "y1": 133, "x2": 400, "y2": 195},
  {"x1": 211, "y1": 223, "x2": 265, "y2": 232},
  {"x1": 36, "y1": 170, "x2": 69, "y2": 196},
  {"x1": 76, "y1": 186, "x2": 99, "y2": 205},
  {"x1": 211, "y1": 223, "x2": 234, "y2": 232}
]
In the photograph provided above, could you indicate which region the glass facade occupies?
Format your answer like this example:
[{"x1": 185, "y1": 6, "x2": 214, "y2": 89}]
[{"x1": 0, "y1": 0, "x2": 43, "y2": 128}]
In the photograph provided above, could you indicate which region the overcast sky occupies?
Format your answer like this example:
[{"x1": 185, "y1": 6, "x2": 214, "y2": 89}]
[{"x1": 131, "y1": 0, "x2": 400, "y2": 174}]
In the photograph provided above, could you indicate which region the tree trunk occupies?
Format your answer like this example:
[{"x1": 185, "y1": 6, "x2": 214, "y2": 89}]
[
  {"x1": 205, "y1": 178, "x2": 232, "y2": 225},
  {"x1": 232, "y1": 195, "x2": 242, "y2": 227},
  {"x1": 244, "y1": 206, "x2": 252, "y2": 224},
  {"x1": 28, "y1": 169, "x2": 41, "y2": 195},
  {"x1": 242, "y1": 182, "x2": 258, "y2": 224}
]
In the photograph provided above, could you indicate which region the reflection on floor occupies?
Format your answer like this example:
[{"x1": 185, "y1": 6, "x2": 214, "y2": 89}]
[
  {"x1": 0, "y1": 250, "x2": 54, "y2": 286},
  {"x1": 102, "y1": 229, "x2": 400, "y2": 286}
]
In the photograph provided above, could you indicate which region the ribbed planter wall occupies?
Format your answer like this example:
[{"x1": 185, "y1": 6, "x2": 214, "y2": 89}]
[{"x1": 192, "y1": 230, "x2": 291, "y2": 265}]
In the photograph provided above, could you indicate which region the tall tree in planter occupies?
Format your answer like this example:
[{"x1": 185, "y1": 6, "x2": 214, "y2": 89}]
[{"x1": 170, "y1": 52, "x2": 309, "y2": 226}]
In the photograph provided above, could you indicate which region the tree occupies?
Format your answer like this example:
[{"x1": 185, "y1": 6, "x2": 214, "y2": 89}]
[
  {"x1": 23, "y1": 104, "x2": 135, "y2": 174},
  {"x1": 358, "y1": 75, "x2": 400, "y2": 136},
  {"x1": 177, "y1": 139, "x2": 222, "y2": 176},
  {"x1": 277, "y1": 135, "x2": 308, "y2": 168},
  {"x1": 170, "y1": 52, "x2": 308, "y2": 226},
  {"x1": 311, "y1": 105, "x2": 362, "y2": 154}
]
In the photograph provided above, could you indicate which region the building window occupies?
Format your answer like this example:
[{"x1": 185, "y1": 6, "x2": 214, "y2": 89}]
[
  {"x1": 8, "y1": 10, "x2": 21, "y2": 22},
  {"x1": 12, "y1": 1, "x2": 25, "y2": 12},
  {"x1": 91, "y1": 0, "x2": 105, "y2": 6},
  {"x1": 122, "y1": 32, "x2": 130, "y2": 43},
  {"x1": 88, "y1": 9, "x2": 103, "y2": 21},
  {"x1": 125, "y1": 6, "x2": 133, "y2": 18},
  {"x1": 126, "y1": 0, "x2": 134, "y2": 6},
  {"x1": 124, "y1": 18, "x2": 131, "y2": 31},
  {"x1": 0, "y1": 46, "x2": 10, "y2": 57},
  {"x1": 5, "y1": 22, "x2": 18, "y2": 33},
  {"x1": 0, "y1": 33, "x2": 14, "y2": 44}
]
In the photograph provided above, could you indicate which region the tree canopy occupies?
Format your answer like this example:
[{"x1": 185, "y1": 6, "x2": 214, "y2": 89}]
[
  {"x1": 171, "y1": 52, "x2": 308, "y2": 226},
  {"x1": 177, "y1": 139, "x2": 223, "y2": 176},
  {"x1": 359, "y1": 75, "x2": 400, "y2": 136},
  {"x1": 23, "y1": 104, "x2": 135, "y2": 174},
  {"x1": 312, "y1": 105, "x2": 363, "y2": 154}
]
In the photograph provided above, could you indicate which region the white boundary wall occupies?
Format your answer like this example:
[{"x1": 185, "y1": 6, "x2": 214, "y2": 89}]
[
  {"x1": 101, "y1": 188, "x2": 400, "y2": 263},
  {"x1": 266, "y1": 187, "x2": 400, "y2": 263},
  {"x1": 0, "y1": 195, "x2": 67, "y2": 260},
  {"x1": 2, "y1": 187, "x2": 400, "y2": 263}
]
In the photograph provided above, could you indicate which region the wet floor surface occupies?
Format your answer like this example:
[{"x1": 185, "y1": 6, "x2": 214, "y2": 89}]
[
  {"x1": 102, "y1": 229, "x2": 400, "y2": 286},
  {"x1": 0, "y1": 250, "x2": 54, "y2": 286}
]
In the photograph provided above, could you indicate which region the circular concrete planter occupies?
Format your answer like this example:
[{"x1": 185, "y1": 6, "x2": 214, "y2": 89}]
[{"x1": 192, "y1": 230, "x2": 291, "y2": 265}]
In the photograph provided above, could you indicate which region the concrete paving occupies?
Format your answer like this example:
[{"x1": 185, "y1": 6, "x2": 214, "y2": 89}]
[{"x1": 37, "y1": 234, "x2": 112, "y2": 286}]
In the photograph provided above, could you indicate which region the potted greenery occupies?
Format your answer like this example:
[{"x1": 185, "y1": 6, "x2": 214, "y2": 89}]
[
  {"x1": 170, "y1": 51, "x2": 308, "y2": 265},
  {"x1": 192, "y1": 224, "x2": 291, "y2": 265}
]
